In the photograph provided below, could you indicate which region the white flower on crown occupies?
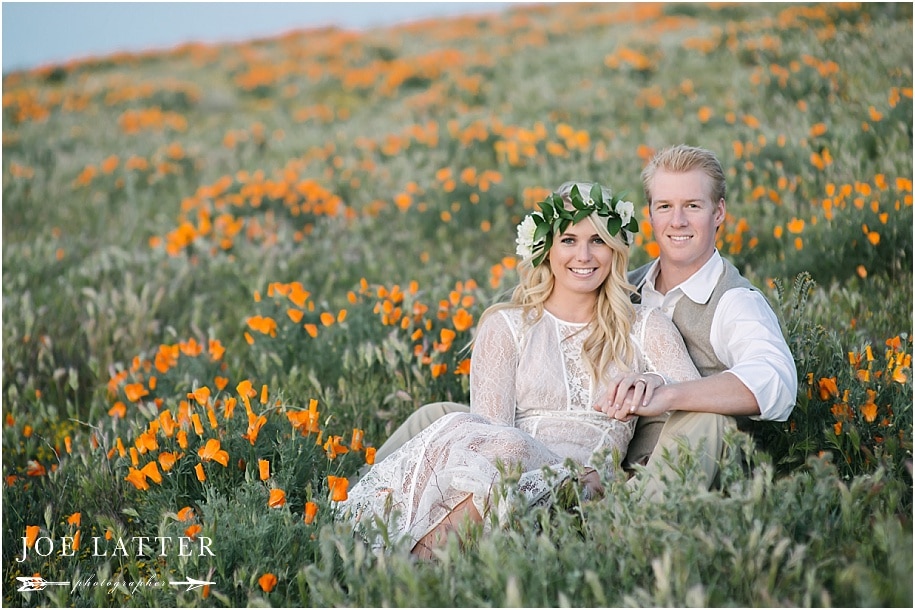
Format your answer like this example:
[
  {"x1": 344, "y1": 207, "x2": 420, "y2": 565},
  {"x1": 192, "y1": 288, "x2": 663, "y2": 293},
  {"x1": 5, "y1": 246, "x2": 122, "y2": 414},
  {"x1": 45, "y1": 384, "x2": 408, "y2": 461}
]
[
  {"x1": 616, "y1": 199, "x2": 635, "y2": 227},
  {"x1": 515, "y1": 214, "x2": 539, "y2": 259}
]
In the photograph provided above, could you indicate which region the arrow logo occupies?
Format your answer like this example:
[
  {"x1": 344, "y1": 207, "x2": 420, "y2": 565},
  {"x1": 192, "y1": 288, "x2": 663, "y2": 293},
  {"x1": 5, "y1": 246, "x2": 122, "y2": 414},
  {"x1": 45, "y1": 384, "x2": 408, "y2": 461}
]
[
  {"x1": 16, "y1": 576, "x2": 70, "y2": 592},
  {"x1": 168, "y1": 577, "x2": 216, "y2": 592}
]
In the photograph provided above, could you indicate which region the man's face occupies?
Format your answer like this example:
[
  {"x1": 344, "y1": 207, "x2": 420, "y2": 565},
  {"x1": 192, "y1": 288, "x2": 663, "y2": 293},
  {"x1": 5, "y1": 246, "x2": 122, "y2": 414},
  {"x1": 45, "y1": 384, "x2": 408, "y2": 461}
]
[{"x1": 648, "y1": 168, "x2": 725, "y2": 278}]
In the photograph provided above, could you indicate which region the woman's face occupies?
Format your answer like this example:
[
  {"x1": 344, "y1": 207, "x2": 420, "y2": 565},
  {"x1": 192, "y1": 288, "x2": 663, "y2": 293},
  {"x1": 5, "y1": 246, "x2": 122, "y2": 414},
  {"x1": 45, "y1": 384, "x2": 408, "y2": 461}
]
[{"x1": 547, "y1": 218, "x2": 614, "y2": 300}]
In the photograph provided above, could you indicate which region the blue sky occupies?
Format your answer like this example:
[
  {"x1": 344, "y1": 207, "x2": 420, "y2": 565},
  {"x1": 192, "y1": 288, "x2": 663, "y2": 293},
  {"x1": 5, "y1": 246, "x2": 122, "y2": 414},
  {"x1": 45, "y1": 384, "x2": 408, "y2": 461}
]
[{"x1": 1, "y1": 1, "x2": 520, "y2": 73}]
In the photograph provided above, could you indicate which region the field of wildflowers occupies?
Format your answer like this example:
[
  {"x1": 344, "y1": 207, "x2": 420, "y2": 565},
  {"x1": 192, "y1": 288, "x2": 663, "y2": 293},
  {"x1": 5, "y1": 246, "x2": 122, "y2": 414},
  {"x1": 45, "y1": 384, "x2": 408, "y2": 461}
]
[{"x1": 2, "y1": 2, "x2": 912, "y2": 606}]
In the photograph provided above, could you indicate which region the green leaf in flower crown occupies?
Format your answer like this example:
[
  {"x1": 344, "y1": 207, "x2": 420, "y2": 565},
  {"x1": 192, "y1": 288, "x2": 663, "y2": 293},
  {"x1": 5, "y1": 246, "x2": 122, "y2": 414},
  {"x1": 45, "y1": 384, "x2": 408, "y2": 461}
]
[
  {"x1": 570, "y1": 187, "x2": 585, "y2": 210},
  {"x1": 533, "y1": 219, "x2": 550, "y2": 241},
  {"x1": 589, "y1": 183, "x2": 603, "y2": 206},
  {"x1": 607, "y1": 215, "x2": 622, "y2": 236},
  {"x1": 573, "y1": 208, "x2": 590, "y2": 223}
]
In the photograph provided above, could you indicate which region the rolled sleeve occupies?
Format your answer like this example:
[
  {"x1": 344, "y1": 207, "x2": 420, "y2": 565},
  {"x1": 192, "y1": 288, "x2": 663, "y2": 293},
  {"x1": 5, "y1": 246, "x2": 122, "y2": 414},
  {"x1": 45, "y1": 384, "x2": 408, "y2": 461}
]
[{"x1": 711, "y1": 289, "x2": 798, "y2": 421}]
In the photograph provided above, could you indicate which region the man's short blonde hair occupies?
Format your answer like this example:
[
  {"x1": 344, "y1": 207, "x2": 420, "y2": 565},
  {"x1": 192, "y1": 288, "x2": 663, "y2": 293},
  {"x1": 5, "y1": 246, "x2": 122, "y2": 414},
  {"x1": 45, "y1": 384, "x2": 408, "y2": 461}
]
[{"x1": 641, "y1": 144, "x2": 727, "y2": 205}]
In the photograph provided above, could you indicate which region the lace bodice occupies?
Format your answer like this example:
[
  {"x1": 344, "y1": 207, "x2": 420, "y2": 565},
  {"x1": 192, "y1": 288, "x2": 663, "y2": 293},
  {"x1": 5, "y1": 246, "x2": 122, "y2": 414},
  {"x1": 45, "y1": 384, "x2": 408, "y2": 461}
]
[{"x1": 470, "y1": 305, "x2": 700, "y2": 466}]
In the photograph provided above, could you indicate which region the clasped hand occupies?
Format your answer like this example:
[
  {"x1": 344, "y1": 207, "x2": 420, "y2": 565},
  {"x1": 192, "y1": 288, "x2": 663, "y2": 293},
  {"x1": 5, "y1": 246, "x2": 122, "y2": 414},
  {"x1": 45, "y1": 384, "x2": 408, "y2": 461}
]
[{"x1": 593, "y1": 372, "x2": 666, "y2": 421}]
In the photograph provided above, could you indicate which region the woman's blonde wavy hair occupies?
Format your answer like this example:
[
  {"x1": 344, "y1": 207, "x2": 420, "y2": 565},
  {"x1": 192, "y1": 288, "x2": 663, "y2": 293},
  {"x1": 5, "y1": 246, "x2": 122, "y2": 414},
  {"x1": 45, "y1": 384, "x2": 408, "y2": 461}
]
[{"x1": 480, "y1": 181, "x2": 637, "y2": 386}]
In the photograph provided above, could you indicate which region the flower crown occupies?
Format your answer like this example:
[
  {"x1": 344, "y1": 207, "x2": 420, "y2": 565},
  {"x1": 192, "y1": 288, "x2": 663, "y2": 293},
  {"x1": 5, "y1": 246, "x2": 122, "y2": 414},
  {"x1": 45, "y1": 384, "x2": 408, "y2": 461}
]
[{"x1": 515, "y1": 182, "x2": 638, "y2": 267}]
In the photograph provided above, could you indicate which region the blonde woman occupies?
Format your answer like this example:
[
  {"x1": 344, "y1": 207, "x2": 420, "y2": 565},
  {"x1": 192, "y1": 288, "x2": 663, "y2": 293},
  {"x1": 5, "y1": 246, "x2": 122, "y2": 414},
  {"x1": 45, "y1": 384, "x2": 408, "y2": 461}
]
[{"x1": 338, "y1": 181, "x2": 700, "y2": 559}]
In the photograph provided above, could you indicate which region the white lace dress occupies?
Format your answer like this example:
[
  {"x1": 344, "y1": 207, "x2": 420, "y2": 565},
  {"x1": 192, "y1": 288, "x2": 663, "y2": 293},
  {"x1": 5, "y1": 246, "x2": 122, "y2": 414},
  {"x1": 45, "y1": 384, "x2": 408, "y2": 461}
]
[{"x1": 338, "y1": 304, "x2": 699, "y2": 550}]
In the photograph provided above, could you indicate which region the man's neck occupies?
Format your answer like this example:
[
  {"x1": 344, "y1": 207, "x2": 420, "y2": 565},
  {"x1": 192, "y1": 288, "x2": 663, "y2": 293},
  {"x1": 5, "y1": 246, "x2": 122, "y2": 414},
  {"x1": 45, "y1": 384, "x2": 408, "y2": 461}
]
[{"x1": 654, "y1": 253, "x2": 716, "y2": 295}]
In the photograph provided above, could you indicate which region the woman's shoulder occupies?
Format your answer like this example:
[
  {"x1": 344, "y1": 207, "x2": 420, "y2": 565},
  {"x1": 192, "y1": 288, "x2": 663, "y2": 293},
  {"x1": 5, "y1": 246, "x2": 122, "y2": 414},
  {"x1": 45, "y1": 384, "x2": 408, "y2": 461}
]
[
  {"x1": 475, "y1": 305, "x2": 528, "y2": 350},
  {"x1": 478, "y1": 304, "x2": 522, "y2": 330},
  {"x1": 632, "y1": 304, "x2": 676, "y2": 334}
]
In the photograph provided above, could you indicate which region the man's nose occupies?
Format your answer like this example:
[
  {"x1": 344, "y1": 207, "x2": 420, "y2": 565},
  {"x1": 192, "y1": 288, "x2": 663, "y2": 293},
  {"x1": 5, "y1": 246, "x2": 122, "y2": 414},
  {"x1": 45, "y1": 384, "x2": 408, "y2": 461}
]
[{"x1": 671, "y1": 206, "x2": 688, "y2": 226}]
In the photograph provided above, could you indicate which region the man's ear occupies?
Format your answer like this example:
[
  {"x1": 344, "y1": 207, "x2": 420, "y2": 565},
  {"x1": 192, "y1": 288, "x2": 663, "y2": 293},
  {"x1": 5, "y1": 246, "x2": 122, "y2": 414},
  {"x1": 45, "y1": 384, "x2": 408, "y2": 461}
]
[{"x1": 714, "y1": 198, "x2": 726, "y2": 225}]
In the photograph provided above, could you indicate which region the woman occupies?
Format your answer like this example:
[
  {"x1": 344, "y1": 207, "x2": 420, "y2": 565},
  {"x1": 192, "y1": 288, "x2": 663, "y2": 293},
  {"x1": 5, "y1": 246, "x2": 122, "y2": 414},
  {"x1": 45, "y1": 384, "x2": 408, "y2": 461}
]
[{"x1": 338, "y1": 181, "x2": 700, "y2": 559}]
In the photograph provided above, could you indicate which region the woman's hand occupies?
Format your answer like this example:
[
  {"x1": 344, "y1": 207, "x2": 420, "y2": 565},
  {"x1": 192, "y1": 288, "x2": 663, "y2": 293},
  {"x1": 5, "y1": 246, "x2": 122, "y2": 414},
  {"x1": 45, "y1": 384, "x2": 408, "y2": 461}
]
[
  {"x1": 594, "y1": 372, "x2": 666, "y2": 421},
  {"x1": 579, "y1": 468, "x2": 604, "y2": 500}
]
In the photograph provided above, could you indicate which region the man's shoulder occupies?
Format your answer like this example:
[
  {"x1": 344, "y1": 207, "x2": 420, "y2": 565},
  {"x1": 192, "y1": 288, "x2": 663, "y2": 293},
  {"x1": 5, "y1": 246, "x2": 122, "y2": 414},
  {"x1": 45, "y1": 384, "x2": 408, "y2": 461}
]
[{"x1": 719, "y1": 257, "x2": 758, "y2": 292}]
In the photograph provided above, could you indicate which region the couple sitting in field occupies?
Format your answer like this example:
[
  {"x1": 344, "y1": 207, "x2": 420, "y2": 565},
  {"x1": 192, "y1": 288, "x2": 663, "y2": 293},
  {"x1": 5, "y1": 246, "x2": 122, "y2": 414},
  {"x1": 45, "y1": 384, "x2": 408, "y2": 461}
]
[{"x1": 337, "y1": 144, "x2": 797, "y2": 559}]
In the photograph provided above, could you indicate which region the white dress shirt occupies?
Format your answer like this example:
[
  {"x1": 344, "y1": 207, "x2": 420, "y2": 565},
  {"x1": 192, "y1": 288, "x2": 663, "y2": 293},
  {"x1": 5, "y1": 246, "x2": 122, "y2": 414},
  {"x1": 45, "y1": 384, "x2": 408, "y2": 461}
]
[{"x1": 638, "y1": 251, "x2": 797, "y2": 422}]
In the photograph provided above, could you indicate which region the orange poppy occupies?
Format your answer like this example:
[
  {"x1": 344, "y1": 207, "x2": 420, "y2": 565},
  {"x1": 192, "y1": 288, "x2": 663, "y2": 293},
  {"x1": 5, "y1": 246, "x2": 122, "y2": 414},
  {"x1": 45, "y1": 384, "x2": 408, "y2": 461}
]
[
  {"x1": 258, "y1": 573, "x2": 278, "y2": 593},
  {"x1": 243, "y1": 412, "x2": 267, "y2": 445},
  {"x1": 452, "y1": 308, "x2": 473, "y2": 332},
  {"x1": 125, "y1": 468, "x2": 149, "y2": 490},
  {"x1": 304, "y1": 501, "x2": 318, "y2": 524},
  {"x1": 191, "y1": 414, "x2": 204, "y2": 436},
  {"x1": 159, "y1": 411, "x2": 176, "y2": 437},
  {"x1": 140, "y1": 461, "x2": 163, "y2": 484},
  {"x1": 108, "y1": 401, "x2": 127, "y2": 418},
  {"x1": 350, "y1": 429, "x2": 364, "y2": 452},
  {"x1": 817, "y1": 377, "x2": 839, "y2": 400},
  {"x1": 327, "y1": 476, "x2": 349, "y2": 502},
  {"x1": 124, "y1": 383, "x2": 149, "y2": 402},
  {"x1": 268, "y1": 489, "x2": 286, "y2": 508},
  {"x1": 185, "y1": 524, "x2": 202, "y2": 540},
  {"x1": 192, "y1": 387, "x2": 211, "y2": 406},
  {"x1": 198, "y1": 439, "x2": 229, "y2": 467},
  {"x1": 25, "y1": 525, "x2": 40, "y2": 548},
  {"x1": 158, "y1": 452, "x2": 179, "y2": 472}
]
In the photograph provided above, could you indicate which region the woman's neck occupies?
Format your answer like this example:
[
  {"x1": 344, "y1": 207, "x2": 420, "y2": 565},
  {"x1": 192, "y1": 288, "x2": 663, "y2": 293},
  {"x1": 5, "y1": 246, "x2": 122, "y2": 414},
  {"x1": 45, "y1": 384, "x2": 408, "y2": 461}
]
[{"x1": 543, "y1": 293, "x2": 595, "y2": 324}]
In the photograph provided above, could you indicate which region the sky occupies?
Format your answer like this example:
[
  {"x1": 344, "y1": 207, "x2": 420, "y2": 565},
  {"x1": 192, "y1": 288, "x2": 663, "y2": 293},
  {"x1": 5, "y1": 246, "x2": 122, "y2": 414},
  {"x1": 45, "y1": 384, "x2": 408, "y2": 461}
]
[{"x1": 1, "y1": 1, "x2": 521, "y2": 73}]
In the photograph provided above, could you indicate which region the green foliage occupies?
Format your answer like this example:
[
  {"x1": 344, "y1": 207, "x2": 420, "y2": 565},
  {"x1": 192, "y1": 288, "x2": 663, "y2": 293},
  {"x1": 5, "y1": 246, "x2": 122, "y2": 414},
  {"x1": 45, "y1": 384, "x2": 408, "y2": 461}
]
[{"x1": 2, "y1": 2, "x2": 911, "y2": 607}]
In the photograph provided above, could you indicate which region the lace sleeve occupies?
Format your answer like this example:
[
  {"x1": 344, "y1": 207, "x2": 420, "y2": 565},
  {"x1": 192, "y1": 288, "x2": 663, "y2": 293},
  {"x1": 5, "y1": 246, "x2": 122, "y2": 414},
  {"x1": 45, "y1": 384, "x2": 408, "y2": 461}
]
[
  {"x1": 469, "y1": 310, "x2": 518, "y2": 426},
  {"x1": 636, "y1": 307, "x2": 701, "y2": 384}
]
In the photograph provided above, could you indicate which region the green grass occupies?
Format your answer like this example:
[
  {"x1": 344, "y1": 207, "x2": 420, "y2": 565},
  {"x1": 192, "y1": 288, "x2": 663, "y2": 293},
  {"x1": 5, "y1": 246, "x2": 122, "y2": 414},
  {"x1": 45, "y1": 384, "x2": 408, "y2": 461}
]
[{"x1": 2, "y1": 2, "x2": 912, "y2": 606}]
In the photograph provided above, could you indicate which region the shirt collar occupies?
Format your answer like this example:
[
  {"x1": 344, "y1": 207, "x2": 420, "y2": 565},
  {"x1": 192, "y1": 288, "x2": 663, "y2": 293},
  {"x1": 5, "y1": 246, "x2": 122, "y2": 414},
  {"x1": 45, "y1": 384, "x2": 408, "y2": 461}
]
[{"x1": 644, "y1": 250, "x2": 724, "y2": 305}]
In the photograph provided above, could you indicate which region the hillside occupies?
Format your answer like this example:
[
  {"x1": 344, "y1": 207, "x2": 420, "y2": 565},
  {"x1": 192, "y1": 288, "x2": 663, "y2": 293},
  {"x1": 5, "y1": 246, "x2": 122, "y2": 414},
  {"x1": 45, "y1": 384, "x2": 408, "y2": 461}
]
[{"x1": 2, "y1": 3, "x2": 912, "y2": 607}]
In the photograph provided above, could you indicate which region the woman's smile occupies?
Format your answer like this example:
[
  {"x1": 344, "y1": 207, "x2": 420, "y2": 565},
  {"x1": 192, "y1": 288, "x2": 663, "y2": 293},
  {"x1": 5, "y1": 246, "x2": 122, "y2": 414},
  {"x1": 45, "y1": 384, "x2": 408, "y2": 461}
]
[{"x1": 569, "y1": 267, "x2": 598, "y2": 277}]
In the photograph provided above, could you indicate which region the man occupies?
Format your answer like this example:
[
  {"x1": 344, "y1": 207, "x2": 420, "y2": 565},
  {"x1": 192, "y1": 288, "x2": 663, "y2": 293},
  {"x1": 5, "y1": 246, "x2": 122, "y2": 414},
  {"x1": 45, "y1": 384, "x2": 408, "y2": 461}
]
[
  {"x1": 598, "y1": 143, "x2": 796, "y2": 499},
  {"x1": 369, "y1": 145, "x2": 797, "y2": 499}
]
